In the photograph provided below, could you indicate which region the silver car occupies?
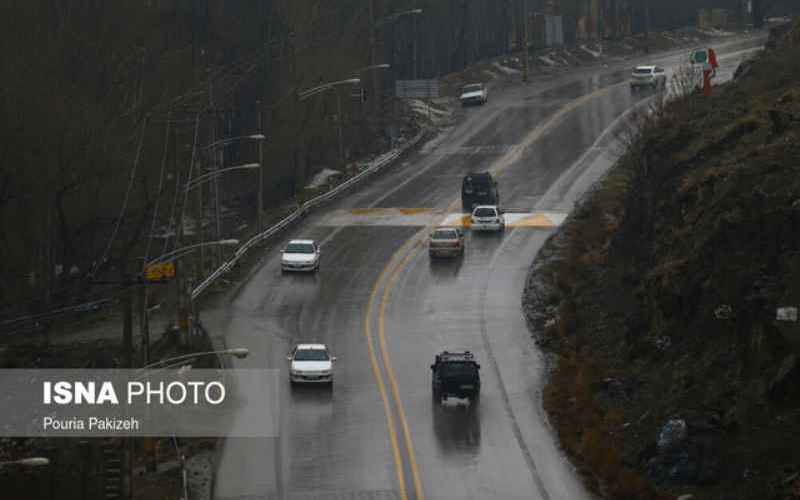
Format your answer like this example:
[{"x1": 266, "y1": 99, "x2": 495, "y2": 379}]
[
  {"x1": 429, "y1": 227, "x2": 465, "y2": 258},
  {"x1": 470, "y1": 205, "x2": 505, "y2": 232},
  {"x1": 281, "y1": 239, "x2": 321, "y2": 273},
  {"x1": 630, "y1": 65, "x2": 667, "y2": 91}
]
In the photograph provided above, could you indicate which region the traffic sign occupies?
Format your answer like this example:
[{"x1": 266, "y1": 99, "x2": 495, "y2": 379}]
[
  {"x1": 395, "y1": 79, "x2": 440, "y2": 99},
  {"x1": 145, "y1": 262, "x2": 176, "y2": 281}
]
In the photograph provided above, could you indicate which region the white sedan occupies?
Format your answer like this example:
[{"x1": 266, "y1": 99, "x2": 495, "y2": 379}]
[
  {"x1": 287, "y1": 344, "x2": 336, "y2": 385},
  {"x1": 281, "y1": 239, "x2": 321, "y2": 273},
  {"x1": 470, "y1": 205, "x2": 505, "y2": 232}
]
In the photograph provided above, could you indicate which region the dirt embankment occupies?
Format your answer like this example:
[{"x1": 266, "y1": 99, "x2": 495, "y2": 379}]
[{"x1": 524, "y1": 19, "x2": 800, "y2": 500}]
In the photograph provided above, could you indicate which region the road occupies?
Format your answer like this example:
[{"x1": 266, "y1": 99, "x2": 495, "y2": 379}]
[{"x1": 205, "y1": 36, "x2": 764, "y2": 500}]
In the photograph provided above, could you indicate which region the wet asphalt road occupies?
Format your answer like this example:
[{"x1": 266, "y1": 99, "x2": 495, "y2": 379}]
[{"x1": 206, "y1": 37, "x2": 764, "y2": 500}]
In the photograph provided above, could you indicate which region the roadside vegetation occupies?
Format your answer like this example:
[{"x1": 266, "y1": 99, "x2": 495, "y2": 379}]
[{"x1": 525, "y1": 19, "x2": 800, "y2": 500}]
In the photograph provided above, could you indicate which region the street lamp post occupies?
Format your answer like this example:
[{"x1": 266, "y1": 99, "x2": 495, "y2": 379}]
[
  {"x1": 137, "y1": 347, "x2": 247, "y2": 474},
  {"x1": 372, "y1": 9, "x2": 423, "y2": 136},
  {"x1": 145, "y1": 238, "x2": 238, "y2": 355},
  {"x1": 137, "y1": 347, "x2": 249, "y2": 373},
  {"x1": 257, "y1": 104, "x2": 265, "y2": 230},
  {"x1": 299, "y1": 78, "x2": 361, "y2": 163},
  {"x1": 0, "y1": 457, "x2": 50, "y2": 468},
  {"x1": 198, "y1": 134, "x2": 265, "y2": 266}
]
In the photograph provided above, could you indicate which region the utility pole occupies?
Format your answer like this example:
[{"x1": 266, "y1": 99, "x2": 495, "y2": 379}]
[
  {"x1": 138, "y1": 281, "x2": 149, "y2": 365},
  {"x1": 122, "y1": 274, "x2": 134, "y2": 369},
  {"x1": 522, "y1": 0, "x2": 530, "y2": 83},
  {"x1": 369, "y1": 0, "x2": 379, "y2": 121},
  {"x1": 336, "y1": 90, "x2": 344, "y2": 161},
  {"x1": 176, "y1": 114, "x2": 201, "y2": 349},
  {"x1": 413, "y1": 14, "x2": 418, "y2": 80},
  {"x1": 257, "y1": 101, "x2": 264, "y2": 229},
  {"x1": 121, "y1": 273, "x2": 134, "y2": 500}
]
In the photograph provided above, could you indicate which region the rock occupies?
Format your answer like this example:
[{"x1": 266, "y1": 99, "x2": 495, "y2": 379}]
[
  {"x1": 658, "y1": 419, "x2": 688, "y2": 454},
  {"x1": 655, "y1": 336, "x2": 672, "y2": 351},
  {"x1": 733, "y1": 59, "x2": 754, "y2": 80},
  {"x1": 767, "y1": 354, "x2": 798, "y2": 402}
]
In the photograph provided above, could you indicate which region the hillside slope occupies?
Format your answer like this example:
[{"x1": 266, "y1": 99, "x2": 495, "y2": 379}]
[{"x1": 524, "y1": 19, "x2": 800, "y2": 500}]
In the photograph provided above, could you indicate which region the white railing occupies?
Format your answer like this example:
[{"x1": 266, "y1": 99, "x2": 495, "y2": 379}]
[{"x1": 191, "y1": 130, "x2": 426, "y2": 300}]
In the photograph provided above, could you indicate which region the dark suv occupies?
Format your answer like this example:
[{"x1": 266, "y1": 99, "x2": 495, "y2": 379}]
[
  {"x1": 461, "y1": 172, "x2": 499, "y2": 213},
  {"x1": 431, "y1": 350, "x2": 481, "y2": 403}
]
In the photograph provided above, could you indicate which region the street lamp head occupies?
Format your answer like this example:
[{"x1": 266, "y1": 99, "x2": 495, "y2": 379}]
[
  {"x1": 219, "y1": 239, "x2": 240, "y2": 246},
  {"x1": 17, "y1": 457, "x2": 50, "y2": 467},
  {"x1": 342, "y1": 78, "x2": 361, "y2": 85},
  {"x1": 248, "y1": 134, "x2": 267, "y2": 140},
  {"x1": 374, "y1": 64, "x2": 391, "y2": 70},
  {"x1": 410, "y1": 9, "x2": 423, "y2": 14},
  {"x1": 226, "y1": 348, "x2": 250, "y2": 359}
]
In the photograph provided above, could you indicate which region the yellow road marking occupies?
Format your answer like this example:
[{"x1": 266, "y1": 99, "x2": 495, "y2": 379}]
[
  {"x1": 509, "y1": 213, "x2": 555, "y2": 227},
  {"x1": 361, "y1": 80, "x2": 626, "y2": 499},
  {"x1": 351, "y1": 207, "x2": 391, "y2": 215},
  {"x1": 380, "y1": 243, "x2": 426, "y2": 500},
  {"x1": 363, "y1": 237, "x2": 418, "y2": 500},
  {"x1": 398, "y1": 208, "x2": 435, "y2": 215}
]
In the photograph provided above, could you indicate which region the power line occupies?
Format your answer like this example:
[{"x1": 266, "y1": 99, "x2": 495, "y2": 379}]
[
  {"x1": 89, "y1": 115, "x2": 149, "y2": 279},
  {"x1": 144, "y1": 113, "x2": 173, "y2": 264}
]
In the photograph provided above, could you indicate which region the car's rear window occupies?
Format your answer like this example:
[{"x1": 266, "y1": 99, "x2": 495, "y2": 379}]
[
  {"x1": 473, "y1": 208, "x2": 497, "y2": 218},
  {"x1": 439, "y1": 362, "x2": 478, "y2": 377},
  {"x1": 432, "y1": 229, "x2": 458, "y2": 240},
  {"x1": 463, "y1": 174, "x2": 492, "y2": 187},
  {"x1": 462, "y1": 84, "x2": 483, "y2": 93},
  {"x1": 285, "y1": 242, "x2": 315, "y2": 254},
  {"x1": 294, "y1": 349, "x2": 329, "y2": 361},
  {"x1": 633, "y1": 68, "x2": 654, "y2": 75}
]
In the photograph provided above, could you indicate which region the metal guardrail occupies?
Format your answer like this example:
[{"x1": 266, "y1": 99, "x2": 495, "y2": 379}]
[{"x1": 191, "y1": 129, "x2": 426, "y2": 301}]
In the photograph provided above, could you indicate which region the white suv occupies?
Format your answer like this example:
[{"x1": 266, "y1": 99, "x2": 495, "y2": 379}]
[
  {"x1": 630, "y1": 65, "x2": 666, "y2": 91},
  {"x1": 470, "y1": 205, "x2": 505, "y2": 232},
  {"x1": 459, "y1": 83, "x2": 488, "y2": 106},
  {"x1": 287, "y1": 344, "x2": 336, "y2": 385}
]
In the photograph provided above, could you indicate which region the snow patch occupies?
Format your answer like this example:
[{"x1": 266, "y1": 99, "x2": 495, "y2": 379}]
[
  {"x1": 492, "y1": 62, "x2": 520, "y2": 75},
  {"x1": 697, "y1": 27, "x2": 735, "y2": 37},
  {"x1": 409, "y1": 99, "x2": 450, "y2": 121},
  {"x1": 538, "y1": 55, "x2": 556, "y2": 66},
  {"x1": 306, "y1": 168, "x2": 342, "y2": 189},
  {"x1": 420, "y1": 126, "x2": 453, "y2": 155},
  {"x1": 580, "y1": 44, "x2": 602, "y2": 58}
]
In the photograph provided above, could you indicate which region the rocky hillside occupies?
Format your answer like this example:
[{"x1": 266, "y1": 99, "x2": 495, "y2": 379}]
[{"x1": 524, "y1": 19, "x2": 800, "y2": 500}]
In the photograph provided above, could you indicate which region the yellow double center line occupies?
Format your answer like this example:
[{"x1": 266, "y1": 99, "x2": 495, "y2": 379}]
[
  {"x1": 363, "y1": 81, "x2": 626, "y2": 500},
  {"x1": 363, "y1": 235, "x2": 425, "y2": 500}
]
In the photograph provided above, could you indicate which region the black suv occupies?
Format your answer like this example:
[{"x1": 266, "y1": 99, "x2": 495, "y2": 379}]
[
  {"x1": 461, "y1": 172, "x2": 499, "y2": 213},
  {"x1": 431, "y1": 351, "x2": 481, "y2": 403}
]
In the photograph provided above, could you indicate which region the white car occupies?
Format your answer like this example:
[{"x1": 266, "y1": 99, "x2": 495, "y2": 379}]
[
  {"x1": 470, "y1": 205, "x2": 505, "y2": 232},
  {"x1": 287, "y1": 343, "x2": 336, "y2": 385},
  {"x1": 630, "y1": 65, "x2": 667, "y2": 91},
  {"x1": 459, "y1": 83, "x2": 488, "y2": 106},
  {"x1": 281, "y1": 239, "x2": 320, "y2": 273}
]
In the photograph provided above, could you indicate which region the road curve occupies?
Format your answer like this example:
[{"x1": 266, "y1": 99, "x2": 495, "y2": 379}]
[{"x1": 205, "y1": 36, "x2": 764, "y2": 500}]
